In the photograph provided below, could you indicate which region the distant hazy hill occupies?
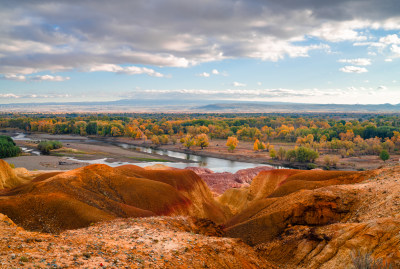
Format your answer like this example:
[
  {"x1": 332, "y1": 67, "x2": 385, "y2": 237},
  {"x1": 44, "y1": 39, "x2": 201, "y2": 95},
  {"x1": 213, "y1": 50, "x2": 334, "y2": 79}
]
[
  {"x1": 1, "y1": 99, "x2": 399, "y2": 113},
  {"x1": 196, "y1": 102, "x2": 400, "y2": 113}
]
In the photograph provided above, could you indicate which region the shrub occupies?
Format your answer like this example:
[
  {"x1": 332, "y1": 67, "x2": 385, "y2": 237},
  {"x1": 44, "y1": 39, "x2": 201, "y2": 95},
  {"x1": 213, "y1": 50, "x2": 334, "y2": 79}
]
[
  {"x1": 37, "y1": 140, "x2": 63, "y2": 155},
  {"x1": 295, "y1": 147, "x2": 319, "y2": 163},
  {"x1": 269, "y1": 148, "x2": 277, "y2": 159},
  {"x1": 307, "y1": 163, "x2": 317, "y2": 170},
  {"x1": 379, "y1": 150, "x2": 390, "y2": 162},
  {"x1": 0, "y1": 136, "x2": 21, "y2": 158},
  {"x1": 284, "y1": 147, "x2": 319, "y2": 163},
  {"x1": 351, "y1": 250, "x2": 393, "y2": 269}
]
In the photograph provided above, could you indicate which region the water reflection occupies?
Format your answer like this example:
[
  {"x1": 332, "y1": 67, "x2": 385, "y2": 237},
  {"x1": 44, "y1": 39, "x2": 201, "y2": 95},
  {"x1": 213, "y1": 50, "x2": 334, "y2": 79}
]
[{"x1": 113, "y1": 142, "x2": 278, "y2": 173}]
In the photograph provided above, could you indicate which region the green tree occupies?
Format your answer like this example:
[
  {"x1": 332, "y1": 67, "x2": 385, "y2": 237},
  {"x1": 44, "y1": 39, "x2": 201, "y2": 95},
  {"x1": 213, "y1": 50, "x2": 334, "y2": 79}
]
[
  {"x1": 379, "y1": 150, "x2": 390, "y2": 162},
  {"x1": 0, "y1": 136, "x2": 21, "y2": 158},
  {"x1": 37, "y1": 140, "x2": 63, "y2": 155}
]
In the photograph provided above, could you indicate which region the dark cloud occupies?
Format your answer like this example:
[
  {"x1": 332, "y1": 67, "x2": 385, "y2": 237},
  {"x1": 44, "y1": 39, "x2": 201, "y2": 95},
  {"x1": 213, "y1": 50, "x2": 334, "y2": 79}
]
[{"x1": 0, "y1": 0, "x2": 399, "y2": 74}]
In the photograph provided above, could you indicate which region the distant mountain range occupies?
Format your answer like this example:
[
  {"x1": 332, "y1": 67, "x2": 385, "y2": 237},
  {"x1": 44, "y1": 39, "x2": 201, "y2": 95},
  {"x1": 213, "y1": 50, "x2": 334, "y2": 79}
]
[
  {"x1": 195, "y1": 102, "x2": 400, "y2": 113},
  {"x1": 1, "y1": 99, "x2": 399, "y2": 113}
]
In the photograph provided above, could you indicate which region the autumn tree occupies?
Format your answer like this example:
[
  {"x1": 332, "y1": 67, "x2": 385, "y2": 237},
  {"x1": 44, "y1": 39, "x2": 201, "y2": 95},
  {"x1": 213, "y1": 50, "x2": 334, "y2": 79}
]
[
  {"x1": 195, "y1": 133, "x2": 209, "y2": 149},
  {"x1": 277, "y1": 147, "x2": 286, "y2": 160},
  {"x1": 226, "y1": 136, "x2": 238, "y2": 152},
  {"x1": 151, "y1": 135, "x2": 160, "y2": 146},
  {"x1": 181, "y1": 135, "x2": 195, "y2": 149}
]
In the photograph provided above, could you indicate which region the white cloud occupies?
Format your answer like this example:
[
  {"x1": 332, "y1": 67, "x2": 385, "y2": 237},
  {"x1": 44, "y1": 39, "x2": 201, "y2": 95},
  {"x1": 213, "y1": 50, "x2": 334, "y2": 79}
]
[
  {"x1": 379, "y1": 34, "x2": 400, "y2": 45},
  {"x1": 88, "y1": 64, "x2": 165, "y2": 77},
  {"x1": 385, "y1": 58, "x2": 393, "y2": 62},
  {"x1": 233, "y1": 82, "x2": 246, "y2": 87},
  {"x1": 310, "y1": 21, "x2": 369, "y2": 42},
  {"x1": 2, "y1": 74, "x2": 26, "y2": 81},
  {"x1": 197, "y1": 72, "x2": 210, "y2": 77},
  {"x1": 212, "y1": 69, "x2": 219, "y2": 75},
  {"x1": 339, "y1": 66, "x2": 368, "y2": 73},
  {"x1": 377, "y1": 85, "x2": 387, "y2": 90},
  {"x1": 31, "y1": 75, "x2": 70, "y2": 82},
  {"x1": 391, "y1": 45, "x2": 400, "y2": 56},
  {"x1": 338, "y1": 58, "x2": 371, "y2": 66},
  {"x1": 2, "y1": 74, "x2": 69, "y2": 82},
  {"x1": 0, "y1": 93, "x2": 20, "y2": 98}
]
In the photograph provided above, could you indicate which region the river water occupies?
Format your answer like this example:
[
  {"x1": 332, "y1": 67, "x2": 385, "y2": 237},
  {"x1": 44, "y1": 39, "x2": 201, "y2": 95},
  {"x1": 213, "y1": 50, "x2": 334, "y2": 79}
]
[{"x1": 12, "y1": 133, "x2": 279, "y2": 173}]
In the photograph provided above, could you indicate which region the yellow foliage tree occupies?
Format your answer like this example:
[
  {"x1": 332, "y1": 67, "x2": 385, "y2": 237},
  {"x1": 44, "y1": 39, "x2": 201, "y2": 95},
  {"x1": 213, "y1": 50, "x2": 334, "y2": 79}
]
[
  {"x1": 195, "y1": 133, "x2": 209, "y2": 149},
  {"x1": 226, "y1": 136, "x2": 238, "y2": 152},
  {"x1": 253, "y1": 139, "x2": 260, "y2": 151}
]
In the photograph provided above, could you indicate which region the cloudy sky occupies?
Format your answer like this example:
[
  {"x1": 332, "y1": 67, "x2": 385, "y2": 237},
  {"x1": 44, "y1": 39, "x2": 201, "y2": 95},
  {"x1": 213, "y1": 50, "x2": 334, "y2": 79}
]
[{"x1": 1, "y1": 0, "x2": 400, "y2": 104}]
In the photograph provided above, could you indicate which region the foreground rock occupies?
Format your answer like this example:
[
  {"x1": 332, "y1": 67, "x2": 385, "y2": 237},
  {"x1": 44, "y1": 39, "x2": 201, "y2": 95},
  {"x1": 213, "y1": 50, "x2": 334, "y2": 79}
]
[
  {"x1": 0, "y1": 164, "x2": 229, "y2": 232},
  {"x1": 222, "y1": 167, "x2": 400, "y2": 268},
  {"x1": 0, "y1": 214, "x2": 273, "y2": 268}
]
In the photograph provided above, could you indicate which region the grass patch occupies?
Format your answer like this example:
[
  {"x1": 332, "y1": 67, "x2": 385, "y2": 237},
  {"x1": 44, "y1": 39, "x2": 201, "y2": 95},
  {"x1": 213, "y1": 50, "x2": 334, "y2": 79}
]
[
  {"x1": 51, "y1": 152, "x2": 66, "y2": 157},
  {"x1": 127, "y1": 157, "x2": 169, "y2": 162}
]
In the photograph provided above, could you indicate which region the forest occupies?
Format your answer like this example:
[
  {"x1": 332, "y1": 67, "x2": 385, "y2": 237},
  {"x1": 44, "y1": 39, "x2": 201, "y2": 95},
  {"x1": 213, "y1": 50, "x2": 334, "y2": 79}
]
[{"x1": 1, "y1": 113, "x2": 400, "y2": 164}]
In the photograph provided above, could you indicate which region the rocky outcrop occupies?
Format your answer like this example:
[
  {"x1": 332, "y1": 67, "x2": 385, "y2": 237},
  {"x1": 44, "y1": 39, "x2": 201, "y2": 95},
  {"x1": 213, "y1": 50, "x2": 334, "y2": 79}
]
[{"x1": 223, "y1": 166, "x2": 400, "y2": 268}]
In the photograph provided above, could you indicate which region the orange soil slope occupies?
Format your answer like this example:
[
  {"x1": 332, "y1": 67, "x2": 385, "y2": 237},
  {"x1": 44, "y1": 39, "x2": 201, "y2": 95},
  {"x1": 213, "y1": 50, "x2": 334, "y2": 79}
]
[
  {"x1": 219, "y1": 169, "x2": 365, "y2": 216},
  {"x1": 0, "y1": 159, "x2": 28, "y2": 190},
  {"x1": 0, "y1": 164, "x2": 228, "y2": 232},
  {"x1": 222, "y1": 166, "x2": 400, "y2": 268}
]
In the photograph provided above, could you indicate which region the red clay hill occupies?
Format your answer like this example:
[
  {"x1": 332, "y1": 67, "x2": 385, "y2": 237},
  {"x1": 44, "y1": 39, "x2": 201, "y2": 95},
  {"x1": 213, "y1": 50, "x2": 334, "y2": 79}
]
[
  {"x1": 1, "y1": 161, "x2": 400, "y2": 268},
  {"x1": 0, "y1": 163, "x2": 229, "y2": 232}
]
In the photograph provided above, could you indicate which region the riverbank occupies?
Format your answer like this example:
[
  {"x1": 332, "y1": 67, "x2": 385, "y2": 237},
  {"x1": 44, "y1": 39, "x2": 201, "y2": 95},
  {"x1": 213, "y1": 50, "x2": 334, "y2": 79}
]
[
  {"x1": 2, "y1": 132, "x2": 192, "y2": 170},
  {"x1": 3, "y1": 130, "x2": 393, "y2": 171},
  {"x1": 99, "y1": 136, "x2": 390, "y2": 171}
]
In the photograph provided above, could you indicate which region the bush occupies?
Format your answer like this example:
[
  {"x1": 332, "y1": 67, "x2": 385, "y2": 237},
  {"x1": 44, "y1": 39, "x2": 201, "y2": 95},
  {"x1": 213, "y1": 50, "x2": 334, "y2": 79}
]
[
  {"x1": 37, "y1": 140, "x2": 63, "y2": 155},
  {"x1": 295, "y1": 147, "x2": 319, "y2": 163},
  {"x1": 0, "y1": 136, "x2": 21, "y2": 158},
  {"x1": 307, "y1": 163, "x2": 317, "y2": 170},
  {"x1": 351, "y1": 250, "x2": 393, "y2": 269},
  {"x1": 285, "y1": 147, "x2": 319, "y2": 163},
  {"x1": 379, "y1": 150, "x2": 390, "y2": 162}
]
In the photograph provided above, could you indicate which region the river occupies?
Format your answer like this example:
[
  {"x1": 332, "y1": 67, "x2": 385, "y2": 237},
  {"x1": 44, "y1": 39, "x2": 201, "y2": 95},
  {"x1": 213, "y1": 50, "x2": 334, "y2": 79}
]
[{"x1": 12, "y1": 133, "x2": 280, "y2": 173}]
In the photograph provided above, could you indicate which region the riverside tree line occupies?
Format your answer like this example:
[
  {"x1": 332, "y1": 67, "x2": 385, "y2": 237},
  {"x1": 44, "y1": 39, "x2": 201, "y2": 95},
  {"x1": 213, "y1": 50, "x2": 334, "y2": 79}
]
[{"x1": 1, "y1": 113, "x2": 399, "y2": 163}]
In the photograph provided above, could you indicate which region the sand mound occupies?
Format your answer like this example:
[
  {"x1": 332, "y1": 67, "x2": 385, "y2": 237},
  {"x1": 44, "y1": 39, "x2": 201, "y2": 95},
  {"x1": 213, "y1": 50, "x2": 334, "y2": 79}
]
[
  {"x1": 0, "y1": 164, "x2": 229, "y2": 232},
  {"x1": 0, "y1": 159, "x2": 27, "y2": 190},
  {"x1": 144, "y1": 164, "x2": 177, "y2": 170}
]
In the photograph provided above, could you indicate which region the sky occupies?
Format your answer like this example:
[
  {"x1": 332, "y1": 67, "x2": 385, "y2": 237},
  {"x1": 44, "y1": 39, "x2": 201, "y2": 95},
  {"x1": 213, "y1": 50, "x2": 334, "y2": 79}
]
[{"x1": 1, "y1": 0, "x2": 400, "y2": 104}]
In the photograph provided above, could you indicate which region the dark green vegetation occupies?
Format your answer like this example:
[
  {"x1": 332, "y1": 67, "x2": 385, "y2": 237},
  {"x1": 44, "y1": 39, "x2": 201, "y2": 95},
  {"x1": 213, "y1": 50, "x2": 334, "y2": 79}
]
[
  {"x1": 0, "y1": 135, "x2": 21, "y2": 158},
  {"x1": 379, "y1": 150, "x2": 390, "y2": 162},
  {"x1": 37, "y1": 140, "x2": 63, "y2": 155},
  {"x1": 285, "y1": 147, "x2": 319, "y2": 163}
]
